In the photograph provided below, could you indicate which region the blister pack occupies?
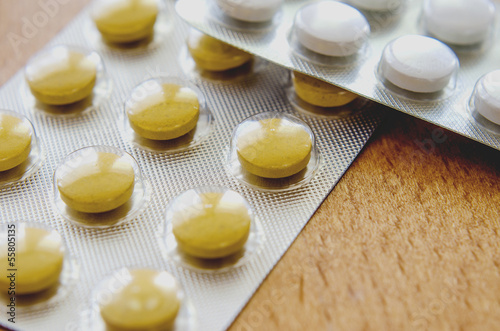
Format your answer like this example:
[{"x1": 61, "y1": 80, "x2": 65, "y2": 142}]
[
  {"x1": 176, "y1": 0, "x2": 500, "y2": 151},
  {"x1": 0, "y1": 1, "x2": 384, "y2": 330}
]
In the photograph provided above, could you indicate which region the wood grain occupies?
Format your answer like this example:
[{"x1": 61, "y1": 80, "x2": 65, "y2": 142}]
[
  {"x1": 1, "y1": 1, "x2": 499, "y2": 330},
  {"x1": 0, "y1": 0, "x2": 90, "y2": 85},
  {"x1": 230, "y1": 112, "x2": 500, "y2": 331}
]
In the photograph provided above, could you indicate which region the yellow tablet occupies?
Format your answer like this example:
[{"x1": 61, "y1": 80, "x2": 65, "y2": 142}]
[{"x1": 236, "y1": 118, "x2": 312, "y2": 178}]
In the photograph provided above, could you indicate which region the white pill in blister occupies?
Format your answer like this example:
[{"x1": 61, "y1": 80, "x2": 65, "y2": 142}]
[
  {"x1": 215, "y1": 0, "x2": 283, "y2": 23},
  {"x1": 349, "y1": 0, "x2": 403, "y2": 11},
  {"x1": 423, "y1": 0, "x2": 496, "y2": 46},
  {"x1": 294, "y1": 1, "x2": 370, "y2": 57},
  {"x1": 472, "y1": 70, "x2": 500, "y2": 125},
  {"x1": 378, "y1": 35, "x2": 459, "y2": 94}
]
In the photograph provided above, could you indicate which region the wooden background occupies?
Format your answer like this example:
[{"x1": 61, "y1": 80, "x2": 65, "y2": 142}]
[{"x1": 1, "y1": 1, "x2": 499, "y2": 330}]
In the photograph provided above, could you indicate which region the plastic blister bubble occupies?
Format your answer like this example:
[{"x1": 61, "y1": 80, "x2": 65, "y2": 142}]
[
  {"x1": 286, "y1": 71, "x2": 370, "y2": 118},
  {"x1": 0, "y1": 110, "x2": 45, "y2": 187},
  {"x1": 180, "y1": 28, "x2": 268, "y2": 83},
  {"x1": 53, "y1": 145, "x2": 150, "y2": 228},
  {"x1": 227, "y1": 112, "x2": 322, "y2": 192},
  {"x1": 85, "y1": 267, "x2": 196, "y2": 330},
  {"x1": 468, "y1": 70, "x2": 500, "y2": 135},
  {"x1": 0, "y1": 222, "x2": 78, "y2": 312},
  {"x1": 122, "y1": 76, "x2": 214, "y2": 153},
  {"x1": 376, "y1": 34, "x2": 460, "y2": 101},
  {"x1": 290, "y1": 1, "x2": 371, "y2": 66},
  {"x1": 420, "y1": 0, "x2": 496, "y2": 52},
  {"x1": 159, "y1": 186, "x2": 264, "y2": 273},
  {"x1": 86, "y1": 0, "x2": 173, "y2": 52},
  {"x1": 23, "y1": 45, "x2": 112, "y2": 117},
  {"x1": 208, "y1": 0, "x2": 284, "y2": 32}
]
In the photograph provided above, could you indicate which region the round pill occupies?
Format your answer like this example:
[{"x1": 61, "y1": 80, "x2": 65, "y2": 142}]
[
  {"x1": 0, "y1": 226, "x2": 64, "y2": 295},
  {"x1": 236, "y1": 116, "x2": 312, "y2": 178},
  {"x1": 126, "y1": 80, "x2": 200, "y2": 140},
  {"x1": 92, "y1": 0, "x2": 159, "y2": 43},
  {"x1": 100, "y1": 269, "x2": 181, "y2": 331},
  {"x1": 25, "y1": 46, "x2": 97, "y2": 105},
  {"x1": 423, "y1": 0, "x2": 495, "y2": 46},
  {"x1": 187, "y1": 29, "x2": 253, "y2": 72},
  {"x1": 171, "y1": 188, "x2": 252, "y2": 259},
  {"x1": 292, "y1": 71, "x2": 357, "y2": 108},
  {"x1": 294, "y1": 1, "x2": 370, "y2": 57},
  {"x1": 349, "y1": 0, "x2": 403, "y2": 11},
  {"x1": 0, "y1": 113, "x2": 32, "y2": 172},
  {"x1": 215, "y1": 0, "x2": 283, "y2": 23},
  {"x1": 56, "y1": 150, "x2": 135, "y2": 213},
  {"x1": 378, "y1": 34, "x2": 459, "y2": 93},
  {"x1": 472, "y1": 70, "x2": 500, "y2": 125}
]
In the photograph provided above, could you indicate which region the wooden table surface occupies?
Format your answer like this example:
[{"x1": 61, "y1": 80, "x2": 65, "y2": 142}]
[{"x1": 1, "y1": 1, "x2": 499, "y2": 330}]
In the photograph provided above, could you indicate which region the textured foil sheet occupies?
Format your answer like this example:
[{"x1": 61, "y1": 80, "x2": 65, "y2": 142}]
[
  {"x1": 176, "y1": 0, "x2": 500, "y2": 151},
  {"x1": 0, "y1": 1, "x2": 385, "y2": 330}
]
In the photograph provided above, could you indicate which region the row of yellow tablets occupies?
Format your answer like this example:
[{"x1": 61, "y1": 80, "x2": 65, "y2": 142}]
[
  {"x1": 53, "y1": 110, "x2": 319, "y2": 220},
  {"x1": 27, "y1": 0, "x2": 361, "y2": 107},
  {"x1": 2, "y1": 107, "x2": 319, "y2": 187},
  {"x1": 22, "y1": 31, "x2": 358, "y2": 109}
]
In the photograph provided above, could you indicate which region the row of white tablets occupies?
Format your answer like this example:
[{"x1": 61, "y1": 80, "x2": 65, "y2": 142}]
[{"x1": 181, "y1": 0, "x2": 500, "y2": 137}]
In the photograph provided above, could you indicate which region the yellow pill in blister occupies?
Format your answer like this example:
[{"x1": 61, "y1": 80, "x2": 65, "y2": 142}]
[
  {"x1": 187, "y1": 29, "x2": 253, "y2": 72},
  {"x1": 172, "y1": 190, "x2": 252, "y2": 259},
  {"x1": 57, "y1": 151, "x2": 135, "y2": 213},
  {"x1": 25, "y1": 47, "x2": 97, "y2": 105},
  {"x1": 236, "y1": 117, "x2": 312, "y2": 178},
  {"x1": 100, "y1": 269, "x2": 181, "y2": 331},
  {"x1": 0, "y1": 113, "x2": 32, "y2": 172},
  {"x1": 127, "y1": 81, "x2": 200, "y2": 140},
  {"x1": 292, "y1": 71, "x2": 357, "y2": 108},
  {"x1": 0, "y1": 227, "x2": 64, "y2": 295},
  {"x1": 92, "y1": 0, "x2": 159, "y2": 43}
]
